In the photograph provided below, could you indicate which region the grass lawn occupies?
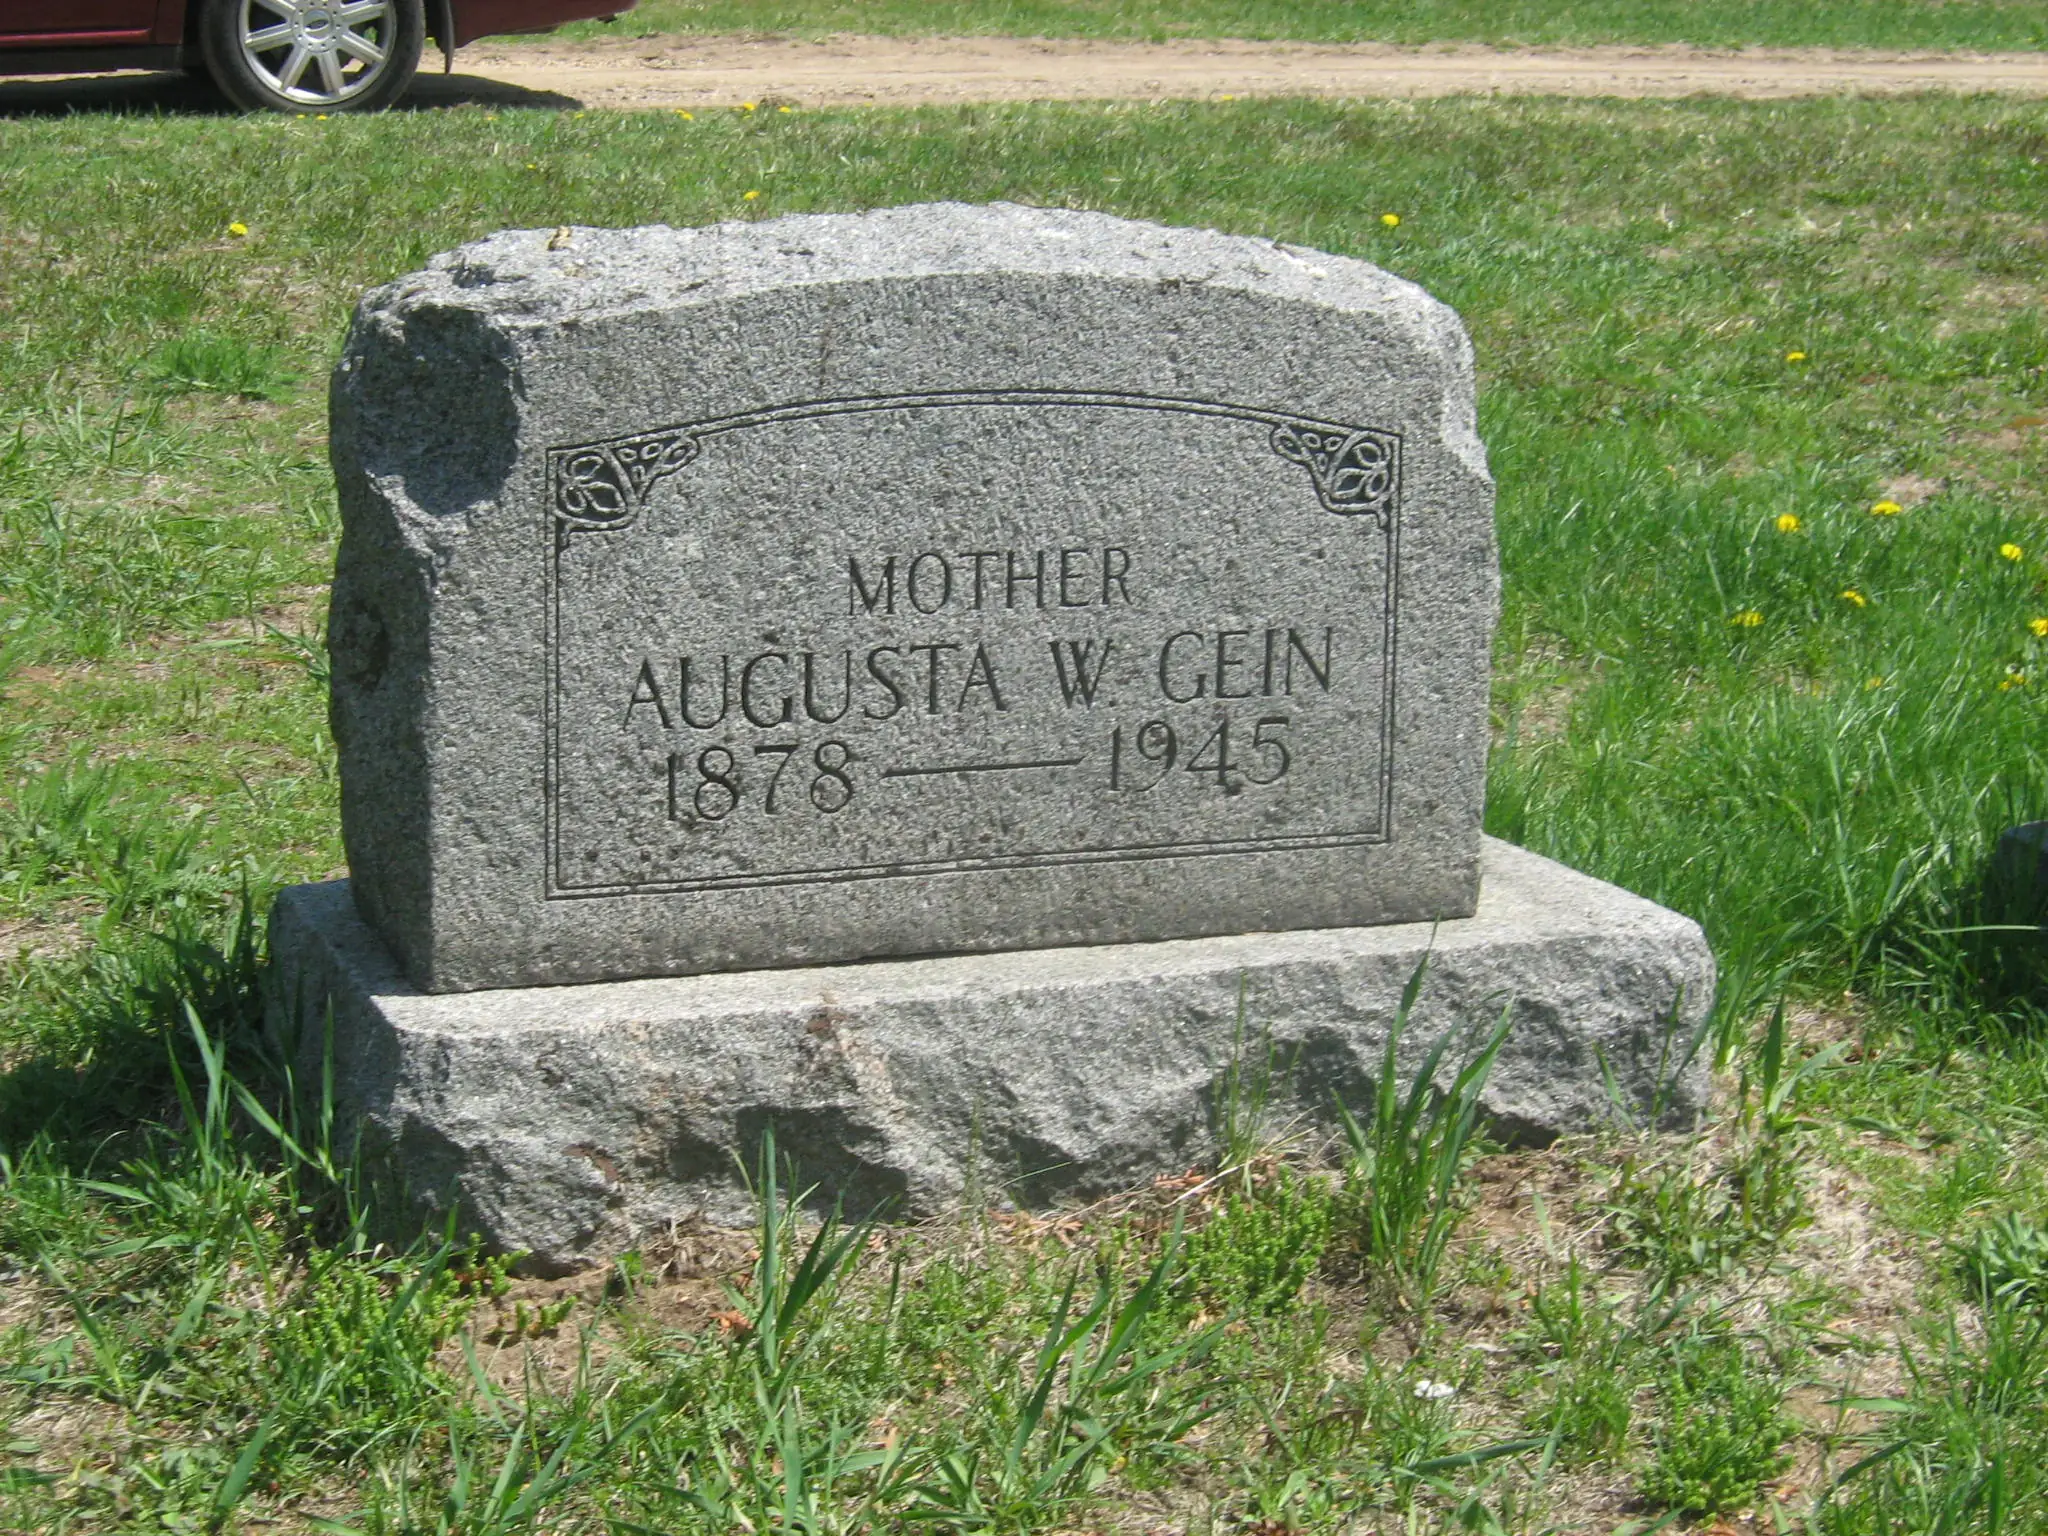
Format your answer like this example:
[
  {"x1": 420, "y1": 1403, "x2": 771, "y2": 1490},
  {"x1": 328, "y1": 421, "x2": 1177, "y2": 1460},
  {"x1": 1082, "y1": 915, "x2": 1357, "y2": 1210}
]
[
  {"x1": 2, "y1": 92, "x2": 2047, "y2": 1532},
  {"x1": 555, "y1": 0, "x2": 2048, "y2": 51}
]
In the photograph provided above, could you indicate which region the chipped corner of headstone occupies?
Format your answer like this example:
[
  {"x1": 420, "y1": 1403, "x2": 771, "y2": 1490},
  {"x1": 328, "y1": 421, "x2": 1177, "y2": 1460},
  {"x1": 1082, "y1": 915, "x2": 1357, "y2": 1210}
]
[{"x1": 1418, "y1": 300, "x2": 1492, "y2": 487}]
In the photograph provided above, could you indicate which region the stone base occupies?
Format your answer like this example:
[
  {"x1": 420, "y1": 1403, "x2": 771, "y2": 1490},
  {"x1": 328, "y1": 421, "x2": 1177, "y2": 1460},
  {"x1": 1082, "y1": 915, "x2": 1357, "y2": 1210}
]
[{"x1": 265, "y1": 838, "x2": 1713, "y2": 1274}]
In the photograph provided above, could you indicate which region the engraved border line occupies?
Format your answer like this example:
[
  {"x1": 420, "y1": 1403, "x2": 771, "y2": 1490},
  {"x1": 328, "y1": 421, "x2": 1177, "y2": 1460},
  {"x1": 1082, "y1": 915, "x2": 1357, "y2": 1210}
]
[
  {"x1": 543, "y1": 389, "x2": 1401, "y2": 901},
  {"x1": 547, "y1": 390, "x2": 1403, "y2": 532},
  {"x1": 573, "y1": 390, "x2": 1395, "y2": 469},
  {"x1": 548, "y1": 825, "x2": 1393, "y2": 900}
]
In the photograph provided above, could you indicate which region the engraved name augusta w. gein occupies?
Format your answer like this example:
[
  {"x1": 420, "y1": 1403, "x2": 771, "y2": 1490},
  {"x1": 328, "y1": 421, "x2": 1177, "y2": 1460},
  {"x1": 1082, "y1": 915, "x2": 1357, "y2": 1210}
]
[{"x1": 543, "y1": 390, "x2": 1400, "y2": 898}]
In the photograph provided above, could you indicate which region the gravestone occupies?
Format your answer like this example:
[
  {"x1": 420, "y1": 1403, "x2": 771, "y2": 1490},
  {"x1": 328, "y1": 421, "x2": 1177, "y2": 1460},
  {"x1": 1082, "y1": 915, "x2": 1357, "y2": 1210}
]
[
  {"x1": 323, "y1": 203, "x2": 1490, "y2": 994},
  {"x1": 269, "y1": 204, "x2": 1714, "y2": 1273}
]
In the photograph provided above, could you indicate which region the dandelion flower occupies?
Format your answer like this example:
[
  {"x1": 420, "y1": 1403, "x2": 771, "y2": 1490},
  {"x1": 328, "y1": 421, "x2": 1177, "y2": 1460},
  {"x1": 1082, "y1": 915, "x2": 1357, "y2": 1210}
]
[
  {"x1": 2001, "y1": 543, "x2": 2025, "y2": 561},
  {"x1": 315, "y1": 113, "x2": 329, "y2": 121},
  {"x1": 525, "y1": 162, "x2": 538, "y2": 170},
  {"x1": 676, "y1": 109, "x2": 694, "y2": 120},
  {"x1": 1866, "y1": 675, "x2": 1888, "y2": 690},
  {"x1": 2032, "y1": 617, "x2": 2048, "y2": 637},
  {"x1": 1381, "y1": 213, "x2": 1401, "y2": 228},
  {"x1": 1840, "y1": 589, "x2": 1867, "y2": 607},
  {"x1": 1775, "y1": 513, "x2": 1801, "y2": 534},
  {"x1": 740, "y1": 101, "x2": 757, "y2": 112},
  {"x1": 227, "y1": 221, "x2": 249, "y2": 238},
  {"x1": 1784, "y1": 350, "x2": 1807, "y2": 363},
  {"x1": 2000, "y1": 670, "x2": 2028, "y2": 691},
  {"x1": 743, "y1": 189, "x2": 762, "y2": 201},
  {"x1": 1219, "y1": 93, "x2": 1236, "y2": 101},
  {"x1": 778, "y1": 104, "x2": 793, "y2": 114},
  {"x1": 1730, "y1": 609, "x2": 1764, "y2": 628},
  {"x1": 1868, "y1": 499, "x2": 1903, "y2": 516}
]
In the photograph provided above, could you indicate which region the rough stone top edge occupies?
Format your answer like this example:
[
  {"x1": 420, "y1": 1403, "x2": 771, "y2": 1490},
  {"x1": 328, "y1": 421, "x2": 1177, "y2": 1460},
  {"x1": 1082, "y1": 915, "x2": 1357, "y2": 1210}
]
[
  {"x1": 278, "y1": 838, "x2": 1712, "y2": 1034},
  {"x1": 357, "y1": 202, "x2": 1453, "y2": 338}
]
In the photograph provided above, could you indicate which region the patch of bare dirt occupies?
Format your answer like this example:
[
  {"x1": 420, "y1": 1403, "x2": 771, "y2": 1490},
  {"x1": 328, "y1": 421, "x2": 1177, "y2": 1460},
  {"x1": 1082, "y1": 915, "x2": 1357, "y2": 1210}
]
[
  {"x1": 0, "y1": 913, "x2": 93, "y2": 969},
  {"x1": 1971, "y1": 408, "x2": 2048, "y2": 458},
  {"x1": 445, "y1": 1213, "x2": 757, "y2": 1395},
  {"x1": 1880, "y1": 471, "x2": 1948, "y2": 508},
  {"x1": 441, "y1": 36, "x2": 2048, "y2": 112}
]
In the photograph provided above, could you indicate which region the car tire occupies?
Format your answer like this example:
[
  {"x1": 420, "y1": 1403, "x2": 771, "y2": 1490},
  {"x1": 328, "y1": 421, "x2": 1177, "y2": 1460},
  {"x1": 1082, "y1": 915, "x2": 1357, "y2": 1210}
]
[{"x1": 197, "y1": 0, "x2": 425, "y2": 114}]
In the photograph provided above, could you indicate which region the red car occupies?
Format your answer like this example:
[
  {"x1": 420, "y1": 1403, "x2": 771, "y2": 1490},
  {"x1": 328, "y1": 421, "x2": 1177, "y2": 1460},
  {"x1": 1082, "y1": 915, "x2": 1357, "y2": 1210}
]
[{"x1": 0, "y1": 1, "x2": 633, "y2": 111}]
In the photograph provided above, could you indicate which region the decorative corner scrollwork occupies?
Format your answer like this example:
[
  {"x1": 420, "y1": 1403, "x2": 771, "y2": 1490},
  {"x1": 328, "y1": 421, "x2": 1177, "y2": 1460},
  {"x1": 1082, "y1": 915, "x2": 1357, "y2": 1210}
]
[
  {"x1": 1269, "y1": 422, "x2": 1397, "y2": 518},
  {"x1": 550, "y1": 428, "x2": 701, "y2": 531}
]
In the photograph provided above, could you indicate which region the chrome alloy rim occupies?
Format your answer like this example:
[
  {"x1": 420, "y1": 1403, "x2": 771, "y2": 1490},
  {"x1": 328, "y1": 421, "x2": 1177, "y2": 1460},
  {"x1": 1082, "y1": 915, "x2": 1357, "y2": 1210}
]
[{"x1": 238, "y1": 0, "x2": 395, "y2": 105}]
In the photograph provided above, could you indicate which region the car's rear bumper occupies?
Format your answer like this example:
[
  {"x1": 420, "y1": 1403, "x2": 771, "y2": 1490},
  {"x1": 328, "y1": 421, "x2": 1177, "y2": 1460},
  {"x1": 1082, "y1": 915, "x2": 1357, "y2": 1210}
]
[{"x1": 449, "y1": 0, "x2": 634, "y2": 49}]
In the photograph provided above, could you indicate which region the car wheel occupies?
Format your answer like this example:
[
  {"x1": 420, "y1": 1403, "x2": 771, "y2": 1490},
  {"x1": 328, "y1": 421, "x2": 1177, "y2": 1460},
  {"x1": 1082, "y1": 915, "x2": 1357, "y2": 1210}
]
[{"x1": 197, "y1": 0, "x2": 425, "y2": 113}]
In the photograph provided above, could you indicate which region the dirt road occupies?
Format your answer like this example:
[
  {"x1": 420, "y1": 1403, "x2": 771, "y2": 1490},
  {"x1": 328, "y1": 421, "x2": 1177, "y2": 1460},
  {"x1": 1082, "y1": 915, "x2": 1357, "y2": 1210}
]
[
  {"x1": 6, "y1": 33, "x2": 2046, "y2": 116},
  {"x1": 450, "y1": 34, "x2": 2048, "y2": 110}
]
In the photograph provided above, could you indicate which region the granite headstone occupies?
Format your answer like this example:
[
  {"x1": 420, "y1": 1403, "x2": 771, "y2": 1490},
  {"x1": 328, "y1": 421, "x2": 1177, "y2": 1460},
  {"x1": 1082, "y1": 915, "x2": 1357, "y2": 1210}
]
[
  {"x1": 326, "y1": 203, "x2": 1494, "y2": 993},
  {"x1": 270, "y1": 205, "x2": 1715, "y2": 1271}
]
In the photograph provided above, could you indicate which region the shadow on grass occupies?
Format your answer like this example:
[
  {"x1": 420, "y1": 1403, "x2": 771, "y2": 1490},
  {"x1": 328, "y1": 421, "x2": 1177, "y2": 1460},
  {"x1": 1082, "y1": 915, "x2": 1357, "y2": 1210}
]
[
  {"x1": 1866, "y1": 822, "x2": 2048, "y2": 1033},
  {"x1": 0, "y1": 68, "x2": 579, "y2": 118},
  {"x1": 1960, "y1": 825, "x2": 2048, "y2": 1020},
  {"x1": 0, "y1": 899, "x2": 267, "y2": 1168}
]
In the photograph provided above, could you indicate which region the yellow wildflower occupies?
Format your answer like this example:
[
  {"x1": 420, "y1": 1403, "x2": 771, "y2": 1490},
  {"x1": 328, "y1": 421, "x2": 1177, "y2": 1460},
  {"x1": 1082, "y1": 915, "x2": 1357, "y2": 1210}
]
[
  {"x1": 743, "y1": 189, "x2": 762, "y2": 201},
  {"x1": 778, "y1": 104, "x2": 793, "y2": 113},
  {"x1": 1868, "y1": 499, "x2": 1902, "y2": 516},
  {"x1": 2031, "y1": 617, "x2": 2048, "y2": 637},
  {"x1": 1784, "y1": 350, "x2": 1806, "y2": 363},
  {"x1": 227, "y1": 221, "x2": 249, "y2": 238},
  {"x1": 315, "y1": 113, "x2": 329, "y2": 121},
  {"x1": 740, "y1": 101, "x2": 757, "y2": 112},
  {"x1": 1866, "y1": 675, "x2": 1888, "y2": 690},
  {"x1": 2000, "y1": 670, "x2": 2028, "y2": 691},
  {"x1": 1775, "y1": 513, "x2": 1801, "y2": 534},
  {"x1": 676, "y1": 109, "x2": 694, "y2": 120},
  {"x1": 1219, "y1": 93, "x2": 1236, "y2": 101},
  {"x1": 1730, "y1": 609, "x2": 1764, "y2": 628},
  {"x1": 1381, "y1": 213, "x2": 1401, "y2": 228},
  {"x1": 1840, "y1": 589, "x2": 1867, "y2": 607},
  {"x1": 2001, "y1": 543, "x2": 2025, "y2": 561}
]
